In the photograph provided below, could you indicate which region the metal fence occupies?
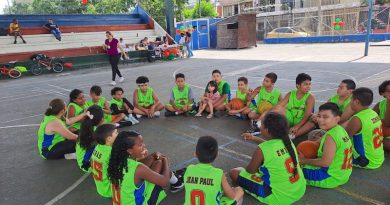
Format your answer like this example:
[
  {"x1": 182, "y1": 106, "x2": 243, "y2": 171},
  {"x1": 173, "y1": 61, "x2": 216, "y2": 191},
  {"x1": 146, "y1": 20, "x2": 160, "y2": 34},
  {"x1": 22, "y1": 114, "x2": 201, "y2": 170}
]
[{"x1": 246, "y1": 1, "x2": 390, "y2": 40}]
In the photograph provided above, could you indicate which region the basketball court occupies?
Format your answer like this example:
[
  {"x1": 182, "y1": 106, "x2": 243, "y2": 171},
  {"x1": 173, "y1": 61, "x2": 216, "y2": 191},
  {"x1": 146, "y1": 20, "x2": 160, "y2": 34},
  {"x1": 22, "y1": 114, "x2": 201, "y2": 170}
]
[{"x1": 0, "y1": 43, "x2": 389, "y2": 205}]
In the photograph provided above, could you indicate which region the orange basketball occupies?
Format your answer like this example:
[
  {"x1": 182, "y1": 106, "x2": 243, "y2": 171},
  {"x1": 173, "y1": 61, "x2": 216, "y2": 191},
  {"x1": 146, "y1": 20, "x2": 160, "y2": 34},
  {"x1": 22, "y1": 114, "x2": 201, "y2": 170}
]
[
  {"x1": 297, "y1": 141, "x2": 319, "y2": 159},
  {"x1": 230, "y1": 98, "x2": 244, "y2": 110}
]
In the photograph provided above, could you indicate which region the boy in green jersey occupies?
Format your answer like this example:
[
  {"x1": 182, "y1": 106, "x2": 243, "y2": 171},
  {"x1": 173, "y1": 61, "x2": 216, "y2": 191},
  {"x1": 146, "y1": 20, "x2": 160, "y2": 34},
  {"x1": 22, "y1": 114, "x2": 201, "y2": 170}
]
[
  {"x1": 274, "y1": 73, "x2": 315, "y2": 139},
  {"x1": 298, "y1": 79, "x2": 356, "y2": 139},
  {"x1": 299, "y1": 103, "x2": 353, "y2": 188},
  {"x1": 231, "y1": 112, "x2": 306, "y2": 205},
  {"x1": 67, "y1": 89, "x2": 86, "y2": 133},
  {"x1": 226, "y1": 77, "x2": 251, "y2": 118},
  {"x1": 244, "y1": 72, "x2": 282, "y2": 133},
  {"x1": 165, "y1": 73, "x2": 195, "y2": 117},
  {"x1": 110, "y1": 87, "x2": 139, "y2": 126},
  {"x1": 133, "y1": 76, "x2": 164, "y2": 118},
  {"x1": 108, "y1": 131, "x2": 184, "y2": 205},
  {"x1": 345, "y1": 87, "x2": 384, "y2": 169},
  {"x1": 204, "y1": 69, "x2": 231, "y2": 113},
  {"x1": 184, "y1": 136, "x2": 244, "y2": 205},
  {"x1": 91, "y1": 124, "x2": 118, "y2": 197},
  {"x1": 85, "y1": 85, "x2": 117, "y2": 123},
  {"x1": 373, "y1": 80, "x2": 390, "y2": 151}
]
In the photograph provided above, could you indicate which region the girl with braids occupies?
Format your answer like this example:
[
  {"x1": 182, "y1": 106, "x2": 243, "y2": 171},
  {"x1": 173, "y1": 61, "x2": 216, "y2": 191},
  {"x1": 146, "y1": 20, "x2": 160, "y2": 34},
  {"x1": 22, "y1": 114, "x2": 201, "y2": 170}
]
[
  {"x1": 108, "y1": 131, "x2": 170, "y2": 205},
  {"x1": 230, "y1": 112, "x2": 306, "y2": 204},
  {"x1": 67, "y1": 89, "x2": 87, "y2": 133},
  {"x1": 76, "y1": 105, "x2": 104, "y2": 172},
  {"x1": 37, "y1": 99, "x2": 81, "y2": 159},
  {"x1": 299, "y1": 103, "x2": 352, "y2": 188}
]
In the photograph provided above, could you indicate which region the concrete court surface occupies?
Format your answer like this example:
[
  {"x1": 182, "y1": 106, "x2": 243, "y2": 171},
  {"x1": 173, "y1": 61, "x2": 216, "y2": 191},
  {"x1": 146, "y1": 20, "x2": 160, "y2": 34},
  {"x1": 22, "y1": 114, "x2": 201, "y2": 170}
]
[{"x1": 0, "y1": 43, "x2": 389, "y2": 205}]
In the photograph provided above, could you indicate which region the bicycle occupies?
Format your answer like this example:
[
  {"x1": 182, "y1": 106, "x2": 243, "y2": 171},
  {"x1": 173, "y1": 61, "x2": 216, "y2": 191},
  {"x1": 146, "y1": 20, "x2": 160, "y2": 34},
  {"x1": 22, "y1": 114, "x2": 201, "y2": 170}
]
[
  {"x1": 0, "y1": 61, "x2": 28, "y2": 79},
  {"x1": 30, "y1": 56, "x2": 64, "y2": 76}
]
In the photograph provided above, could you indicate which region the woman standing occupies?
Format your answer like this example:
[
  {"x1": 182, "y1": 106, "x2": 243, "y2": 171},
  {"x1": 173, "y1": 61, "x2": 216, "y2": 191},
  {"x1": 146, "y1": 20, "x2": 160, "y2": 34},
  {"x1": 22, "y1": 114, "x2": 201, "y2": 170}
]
[
  {"x1": 185, "y1": 32, "x2": 193, "y2": 58},
  {"x1": 103, "y1": 31, "x2": 126, "y2": 86}
]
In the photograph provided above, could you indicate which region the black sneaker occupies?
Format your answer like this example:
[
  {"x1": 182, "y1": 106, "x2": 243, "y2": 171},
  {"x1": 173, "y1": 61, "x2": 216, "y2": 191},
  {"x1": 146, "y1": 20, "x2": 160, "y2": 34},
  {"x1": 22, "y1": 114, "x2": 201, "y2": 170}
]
[
  {"x1": 170, "y1": 168, "x2": 186, "y2": 193},
  {"x1": 164, "y1": 110, "x2": 176, "y2": 117}
]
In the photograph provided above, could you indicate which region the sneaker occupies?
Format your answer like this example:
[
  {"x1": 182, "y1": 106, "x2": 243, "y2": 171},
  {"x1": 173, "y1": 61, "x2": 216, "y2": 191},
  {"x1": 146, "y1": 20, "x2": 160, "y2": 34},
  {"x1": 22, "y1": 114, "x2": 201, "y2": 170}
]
[
  {"x1": 170, "y1": 171, "x2": 185, "y2": 193},
  {"x1": 128, "y1": 115, "x2": 139, "y2": 124},
  {"x1": 119, "y1": 77, "x2": 125, "y2": 83},
  {"x1": 23, "y1": 40, "x2": 26, "y2": 44},
  {"x1": 195, "y1": 113, "x2": 202, "y2": 117},
  {"x1": 164, "y1": 110, "x2": 176, "y2": 117},
  {"x1": 14, "y1": 41, "x2": 17, "y2": 44},
  {"x1": 109, "y1": 81, "x2": 116, "y2": 86},
  {"x1": 289, "y1": 134, "x2": 296, "y2": 140},
  {"x1": 115, "y1": 123, "x2": 120, "y2": 128},
  {"x1": 154, "y1": 111, "x2": 160, "y2": 117},
  {"x1": 188, "y1": 110, "x2": 197, "y2": 116},
  {"x1": 136, "y1": 114, "x2": 142, "y2": 119},
  {"x1": 64, "y1": 153, "x2": 76, "y2": 160}
]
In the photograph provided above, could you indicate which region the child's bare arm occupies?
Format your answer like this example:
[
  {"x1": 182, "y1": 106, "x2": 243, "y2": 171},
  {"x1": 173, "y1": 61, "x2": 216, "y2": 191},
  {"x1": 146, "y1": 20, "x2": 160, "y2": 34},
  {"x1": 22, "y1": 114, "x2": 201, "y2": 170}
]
[
  {"x1": 345, "y1": 116, "x2": 362, "y2": 137},
  {"x1": 246, "y1": 148, "x2": 264, "y2": 174},
  {"x1": 299, "y1": 136, "x2": 336, "y2": 167}
]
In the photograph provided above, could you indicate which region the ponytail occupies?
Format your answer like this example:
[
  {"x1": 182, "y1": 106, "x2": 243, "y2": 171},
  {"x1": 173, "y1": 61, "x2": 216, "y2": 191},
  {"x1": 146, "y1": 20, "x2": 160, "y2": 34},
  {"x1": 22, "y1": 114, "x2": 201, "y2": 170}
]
[
  {"x1": 79, "y1": 105, "x2": 104, "y2": 150},
  {"x1": 45, "y1": 98, "x2": 65, "y2": 116},
  {"x1": 263, "y1": 112, "x2": 298, "y2": 176},
  {"x1": 108, "y1": 131, "x2": 140, "y2": 188}
]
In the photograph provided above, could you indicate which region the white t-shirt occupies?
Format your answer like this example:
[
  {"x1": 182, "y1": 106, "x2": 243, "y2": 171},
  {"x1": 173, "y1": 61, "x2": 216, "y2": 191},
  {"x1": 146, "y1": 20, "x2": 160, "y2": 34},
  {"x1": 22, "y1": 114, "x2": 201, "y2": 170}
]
[
  {"x1": 118, "y1": 41, "x2": 128, "y2": 52},
  {"x1": 179, "y1": 36, "x2": 186, "y2": 45}
]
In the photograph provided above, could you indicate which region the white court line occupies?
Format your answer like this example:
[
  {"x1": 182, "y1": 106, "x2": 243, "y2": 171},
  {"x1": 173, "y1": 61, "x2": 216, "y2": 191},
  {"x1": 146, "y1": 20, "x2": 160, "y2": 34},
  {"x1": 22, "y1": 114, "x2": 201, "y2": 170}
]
[
  {"x1": 0, "y1": 113, "x2": 43, "y2": 124},
  {"x1": 47, "y1": 84, "x2": 71, "y2": 92},
  {"x1": 0, "y1": 92, "x2": 53, "y2": 103},
  {"x1": 358, "y1": 68, "x2": 390, "y2": 83},
  {"x1": 0, "y1": 90, "x2": 47, "y2": 100},
  {"x1": 44, "y1": 173, "x2": 90, "y2": 205},
  {"x1": 0, "y1": 124, "x2": 39, "y2": 129}
]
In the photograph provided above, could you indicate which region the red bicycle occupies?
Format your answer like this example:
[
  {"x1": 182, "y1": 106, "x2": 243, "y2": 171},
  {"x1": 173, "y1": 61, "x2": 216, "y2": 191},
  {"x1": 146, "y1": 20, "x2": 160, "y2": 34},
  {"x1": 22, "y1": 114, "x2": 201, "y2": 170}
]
[
  {"x1": 0, "y1": 62, "x2": 27, "y2": 79},
  {"x1": 30, "y1": 56, "x2": 64, "y2": 76}
]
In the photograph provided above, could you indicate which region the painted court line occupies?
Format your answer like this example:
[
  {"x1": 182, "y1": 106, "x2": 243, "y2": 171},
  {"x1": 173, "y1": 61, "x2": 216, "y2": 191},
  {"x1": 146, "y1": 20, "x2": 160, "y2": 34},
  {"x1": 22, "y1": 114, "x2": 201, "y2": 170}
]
[
  {"x1": 0, "y1": 124, "x2": 40, "y2": 129},
  {"x1": 334, "y1": 187, "x2": 385, "y2": 205},
  {"x1": 44, "y1": 173, "x2": 90, "y2": 205},
  {"x1": 0, "y1": 114, "x2": 43, "y2": 124},
  {"x1": 47, "y1": 84, "x2": 71, "y2": 92}
]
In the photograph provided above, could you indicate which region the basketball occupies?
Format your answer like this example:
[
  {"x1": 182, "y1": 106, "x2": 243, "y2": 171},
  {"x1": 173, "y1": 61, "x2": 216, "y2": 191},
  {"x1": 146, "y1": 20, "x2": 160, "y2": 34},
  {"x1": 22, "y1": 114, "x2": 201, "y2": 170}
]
[
  {"x1": 258, "y1": 101, "x2": 273, "y2": 114},
  {"x1": 297, "y1": 141, "x2": 320, "y2": 159},
  {"x1": 230, "y1": 98, "x2": 244, "y2": 110}
]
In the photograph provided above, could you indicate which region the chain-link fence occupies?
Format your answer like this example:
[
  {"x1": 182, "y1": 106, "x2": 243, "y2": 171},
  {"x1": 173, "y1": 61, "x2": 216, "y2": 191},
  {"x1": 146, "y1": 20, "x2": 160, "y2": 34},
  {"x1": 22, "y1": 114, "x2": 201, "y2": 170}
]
[{"x1": 245, "y1": 1, "x2": 390, "y2": 40}]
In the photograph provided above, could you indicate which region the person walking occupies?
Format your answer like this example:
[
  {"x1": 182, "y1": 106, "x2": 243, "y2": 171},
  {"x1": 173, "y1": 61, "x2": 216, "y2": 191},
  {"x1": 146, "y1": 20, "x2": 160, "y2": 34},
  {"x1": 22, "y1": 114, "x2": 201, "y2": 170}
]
[
  {"x1": 103, "y1": 31, "x2": 126, "y2": 86},
  {"x1": 185, "y1": 32, "x2": 194, "y2": 58}
]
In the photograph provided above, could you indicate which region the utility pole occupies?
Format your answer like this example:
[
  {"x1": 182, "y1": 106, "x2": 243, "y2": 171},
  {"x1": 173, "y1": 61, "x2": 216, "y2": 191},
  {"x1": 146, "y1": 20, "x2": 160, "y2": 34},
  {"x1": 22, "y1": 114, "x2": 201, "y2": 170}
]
[
  {"x1": 364, "y1": 0, "x2": 373, "y2": 56},
  {"x1": 198, "y1": 0, "x2": 201, "y2": 17},
  {"x1": 165, "y1": 0, "x2": 175, "y2": 37}
]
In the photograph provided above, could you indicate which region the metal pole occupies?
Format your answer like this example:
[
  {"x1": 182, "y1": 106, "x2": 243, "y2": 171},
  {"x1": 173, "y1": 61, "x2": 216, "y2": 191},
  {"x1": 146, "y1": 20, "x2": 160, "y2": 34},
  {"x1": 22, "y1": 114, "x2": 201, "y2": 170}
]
[
  {"x1": 198, "y1": 0, "x2": 201, "y2": 17},
  {"x1": 364, "y1": 0, "x2": 373, "y2": 56}
]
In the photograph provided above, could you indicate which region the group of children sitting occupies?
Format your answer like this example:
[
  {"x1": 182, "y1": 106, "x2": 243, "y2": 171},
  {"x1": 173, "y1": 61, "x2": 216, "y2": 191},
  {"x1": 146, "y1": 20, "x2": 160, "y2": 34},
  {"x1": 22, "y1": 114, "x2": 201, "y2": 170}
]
[{"x1": 37, "y1": 69, "x2": 389, "y2": 205}]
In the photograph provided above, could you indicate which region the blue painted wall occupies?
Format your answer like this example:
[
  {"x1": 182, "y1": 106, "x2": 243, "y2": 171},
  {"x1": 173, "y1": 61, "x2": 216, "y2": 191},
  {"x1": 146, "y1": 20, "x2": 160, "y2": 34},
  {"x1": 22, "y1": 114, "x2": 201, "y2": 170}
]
[
  {"x1": 0, "y1": 14, "x2": 144, "y2": 28},
  {"x1": 264, "y1": 34, "x2": 390, "y2": 44}
]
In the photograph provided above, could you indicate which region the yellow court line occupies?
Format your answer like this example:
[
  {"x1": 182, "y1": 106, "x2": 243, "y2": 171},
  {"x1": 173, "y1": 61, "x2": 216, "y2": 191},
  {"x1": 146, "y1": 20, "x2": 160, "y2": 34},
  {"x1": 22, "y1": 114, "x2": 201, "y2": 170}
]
[{"x1": 334, "y1": 187, "x2": 385, "y2": 205}]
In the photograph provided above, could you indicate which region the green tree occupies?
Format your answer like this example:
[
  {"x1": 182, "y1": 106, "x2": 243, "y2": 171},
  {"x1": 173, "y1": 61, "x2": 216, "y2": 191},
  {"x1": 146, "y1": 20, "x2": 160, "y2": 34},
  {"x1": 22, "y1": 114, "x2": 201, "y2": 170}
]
[{"x1": 187, "y1": 0, "x2": 218, "y2": 19}]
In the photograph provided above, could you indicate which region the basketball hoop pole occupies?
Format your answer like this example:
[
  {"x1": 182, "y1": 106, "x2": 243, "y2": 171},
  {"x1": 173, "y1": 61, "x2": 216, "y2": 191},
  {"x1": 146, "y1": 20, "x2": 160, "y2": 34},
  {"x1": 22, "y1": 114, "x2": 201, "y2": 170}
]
[{"x1": 364, "y1": 0, "x2": 373, "y2": 56}]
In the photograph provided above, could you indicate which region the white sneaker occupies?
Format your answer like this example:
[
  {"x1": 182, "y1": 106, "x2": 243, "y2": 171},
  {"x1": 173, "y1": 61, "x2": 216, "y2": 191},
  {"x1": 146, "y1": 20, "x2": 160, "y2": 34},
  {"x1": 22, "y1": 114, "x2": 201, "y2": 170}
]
[
  {"x1": 289, "y1": 134, "x2": 296, "y2": 140},
  {"x1": 119, "y1": 77, "x2": 125, "y2": 83},
  {"x1": 64, "y1": 153, "x2": 76, "y2": 160},
  {"x1": 128, "y1": 115, "x2": 139, "y2": 124},
  {"x1": 136, "y1": 114, "x2": 142, "y2": 119},
  {"x1": 154, "y1": 111, "x2": 160, "y2": 117},
  {"x1": 115, "y1": 123, "x2": 120, "y2": 127},
  {"x1": 109, "y1": 81, "x2": 116, "y2": 86}
]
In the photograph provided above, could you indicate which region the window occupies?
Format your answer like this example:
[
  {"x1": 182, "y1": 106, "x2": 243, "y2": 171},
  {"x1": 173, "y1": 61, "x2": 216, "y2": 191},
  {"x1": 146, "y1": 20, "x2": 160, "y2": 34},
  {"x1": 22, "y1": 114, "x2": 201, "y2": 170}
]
[{"x1": 234, "y1": 5, "x2": 239, "y2": 15}]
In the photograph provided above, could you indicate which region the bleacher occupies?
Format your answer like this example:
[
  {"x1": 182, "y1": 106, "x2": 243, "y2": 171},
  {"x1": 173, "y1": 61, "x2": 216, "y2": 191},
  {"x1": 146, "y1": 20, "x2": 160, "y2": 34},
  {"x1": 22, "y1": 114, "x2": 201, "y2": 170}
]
[{"x1": 0, "y1": 6, "x2": 167, "y2": 67}]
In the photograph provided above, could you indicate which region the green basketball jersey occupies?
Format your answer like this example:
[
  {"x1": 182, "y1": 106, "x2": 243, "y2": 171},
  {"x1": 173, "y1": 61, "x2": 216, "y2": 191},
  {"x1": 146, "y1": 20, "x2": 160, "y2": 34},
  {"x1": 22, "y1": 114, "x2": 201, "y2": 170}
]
[
  {"x1": 286, "y1": 89, "x2": 310, "y2": 121},
  {"x1": 218, "y1": 80, "x2": 230, "y2": 103},
  {"x1": 111, "y1": 158, "x2": 166, "y2": 205},
  {"x1": 67, "y1": 102, "x2": 84, "y2": 130},
  {"x1": 236, "y1": 89, "x2": 247, "y2": 104},
  {"x1": 91, "y1": 144, "x2": 112, "y2": 197},
  {"x1": 378, "y1": 99, "x2": 387, "y2": 120},
  {"x1": 137, "y1": 87, "x2": 154, "y2": 107},
  {"x1": 110, "y1": 98, "x2": 124, "y2": 109},
  {"x1": 251, "y1": 86, "x2": 281, "y2": 110},
  {"x1": 85, "y1": 97, "x2": 112, "y2": 122},
  {"x1": 75, "y1": 142, "x2": 95, "y2": 173},
  {"x1": 173, "y1": 85, "x2": 190, "y2": 107},
  {"x1": 184, "y1": 163, "x2": 226, "y2": 205},
  {"x1": 37, "y1": 115, "x2": 66, "y2": 158},
  {"x1": 352, "y1": 109, "x2": 384, "y2": 169},
  {"x1": 316, "y1": 125, "x2": 352, "y2": 186},
  {"x1": 328, "y1": 95, "x2": 351, "y2": 113},
  {"x1": 259, "y1": 139, "x2": 306, "y2": 204}
]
